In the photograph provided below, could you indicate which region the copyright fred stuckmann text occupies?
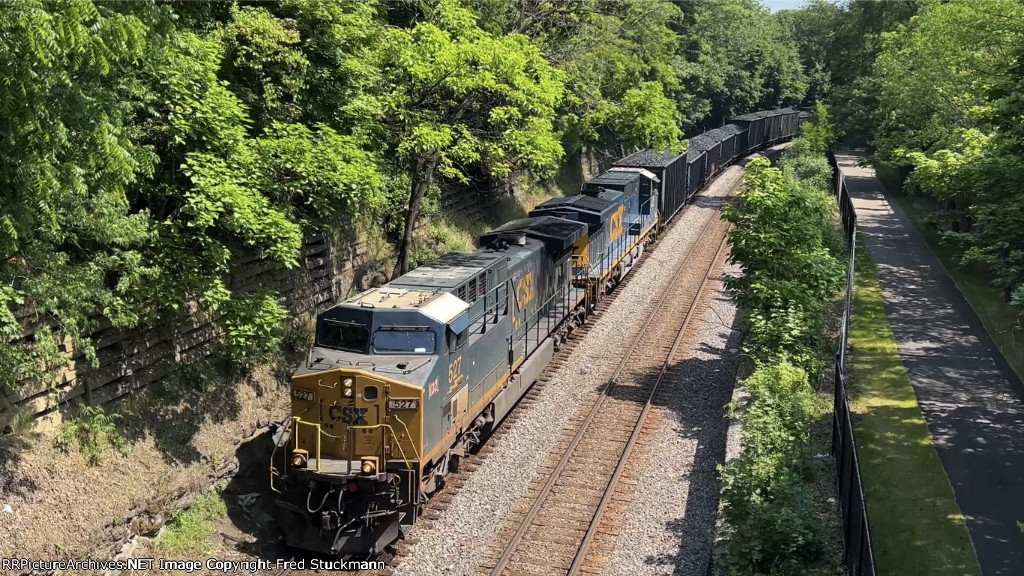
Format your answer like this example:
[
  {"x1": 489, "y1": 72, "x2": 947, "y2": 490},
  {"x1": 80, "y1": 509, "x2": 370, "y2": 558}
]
[{"x1": 2, "y1": 558, "x2": 385, "y2": 573}]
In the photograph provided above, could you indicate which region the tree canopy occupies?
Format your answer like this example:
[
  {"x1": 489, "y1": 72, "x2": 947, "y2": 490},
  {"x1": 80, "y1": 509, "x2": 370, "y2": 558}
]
[
  {"x1": 782, "y1": 0, "x2": 1024, "y2": 312},
  {"x1": 0, "y1": 0, "x2": 810, "y2": 389}
]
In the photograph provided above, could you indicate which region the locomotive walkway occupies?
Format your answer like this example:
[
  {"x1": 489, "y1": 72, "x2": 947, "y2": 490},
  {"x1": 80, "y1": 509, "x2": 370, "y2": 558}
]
[{"x1": 837, "y1": 149, "x2": 1024, "y2": 576}]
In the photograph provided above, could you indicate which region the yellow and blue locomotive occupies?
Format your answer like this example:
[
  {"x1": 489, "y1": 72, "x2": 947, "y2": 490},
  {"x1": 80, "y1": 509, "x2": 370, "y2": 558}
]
[{"x1": 270, "y1": 108, "x2": 802, "y2": 556}]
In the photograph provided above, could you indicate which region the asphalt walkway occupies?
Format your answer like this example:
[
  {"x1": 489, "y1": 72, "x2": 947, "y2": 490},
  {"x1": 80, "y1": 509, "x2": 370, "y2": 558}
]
[{"x1": 838, "y1": 149, "x2": 1024, "y2": 576}]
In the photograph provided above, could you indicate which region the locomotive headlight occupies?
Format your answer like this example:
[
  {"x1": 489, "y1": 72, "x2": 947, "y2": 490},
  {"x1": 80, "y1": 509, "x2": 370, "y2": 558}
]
[
  {"x1": 291, "y1": 449, "x2": 308, "y2": 469},
  {"x1": 343, "y1": 377, "x2": 354, "y2": 388},
  {"x1": 360, "y1": 457, "x2": 378, "y2": 475},
  {"x1": 344, "y1": 387, "x2": 354, "y2": 397}
]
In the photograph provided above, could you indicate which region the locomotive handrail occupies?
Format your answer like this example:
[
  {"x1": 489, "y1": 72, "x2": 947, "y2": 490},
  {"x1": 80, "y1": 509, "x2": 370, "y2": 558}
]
[{"x1": 292, "y1": 416, "x2": 323, "y2": 472}]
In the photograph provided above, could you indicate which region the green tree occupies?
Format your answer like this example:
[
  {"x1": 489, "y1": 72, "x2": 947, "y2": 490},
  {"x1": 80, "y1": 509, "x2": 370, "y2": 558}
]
[
  {"x1": 674, "y1": 0, "x2": 807, "y2": 127},
  {"x1": 378, "y1": 1, "x2": 565, "y2": 275},
  {"x1": 818, "y1": 0, "x2": 920, "y2": 141},
  {"x1": 776, "y1": 0, "x2": 842, "y2": 104},
  {"x1": 0, "y1": 2, "x2": 158, "y2": 385}
]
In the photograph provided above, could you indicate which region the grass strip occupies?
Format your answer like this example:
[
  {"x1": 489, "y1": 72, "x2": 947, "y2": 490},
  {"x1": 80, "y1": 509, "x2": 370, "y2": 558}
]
[{"x1": 848, "y1": 234, "x2": 982, "y2": 576}]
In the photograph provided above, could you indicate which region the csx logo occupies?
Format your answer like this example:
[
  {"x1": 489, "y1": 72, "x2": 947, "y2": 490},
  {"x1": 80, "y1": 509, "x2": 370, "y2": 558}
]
[
  {"x1": 517, "y1": 271, "x2": 535, "y2": 308},
  {"x1": 329, "y1": 405, "x2": 368, "y2": 425},
  {"x1": 609, "y1": 206, "x2": 626, "y2": 241},
  {"x1": 512, "y1": 271, "x2": 536, "y2": 329}
]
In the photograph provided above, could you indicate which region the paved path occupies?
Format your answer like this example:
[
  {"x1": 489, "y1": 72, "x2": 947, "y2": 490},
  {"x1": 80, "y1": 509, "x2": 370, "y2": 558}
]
[{"x1": 838, "y1": 150, "x2": 1024, "y2": 576}]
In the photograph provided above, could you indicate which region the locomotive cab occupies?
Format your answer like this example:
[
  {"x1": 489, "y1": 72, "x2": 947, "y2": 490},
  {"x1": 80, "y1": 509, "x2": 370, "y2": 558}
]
[{"x1": 273, "y1": 289, "x2": 466, "y2": 555}]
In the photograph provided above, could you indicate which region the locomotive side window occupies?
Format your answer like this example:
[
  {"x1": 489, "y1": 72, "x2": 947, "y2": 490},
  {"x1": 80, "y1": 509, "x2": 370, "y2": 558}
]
[
  {"x1": 447, "y1": 326, "x2": 469, "y2": 350},
  {"x1": 317, "y1": 320, "x2": 369, "y2": 353},
  {"x1": 372, "y1": 328, "x2": 436, "y2": 354},
  {"x1": 363, "y1": 385, "x2": 379, "y2": 401}
]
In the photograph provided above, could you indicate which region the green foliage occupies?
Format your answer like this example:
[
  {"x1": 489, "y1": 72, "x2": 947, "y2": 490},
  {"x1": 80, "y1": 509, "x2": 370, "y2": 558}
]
[
  {"x1": 379, "y1": 0, "x2": 566, "y2": 274},
  {"x1": 675, "y1": 0, "x2": 807, "y2": 126},
  {"x1": 817, "y1": 0, "x2": 920, "y2": 142},
  {"x1": 721, "y1": 141, "x2": 845, "y2": 574},
  {"x1": 156, "y1": 488, "x2": 228, "y2": 554},
  {"x1": 0, "y1": 2, "x2": 386, "y2": 389},
  {"x1": 0, "y1": 0, "x2": 813, "y2": 397},
  {"x1": 724, "y1": 153, "x2": 844, "y2": 374},
  {"x1": 776, "y1": 0, "x2": 843, "y2": 104},
  {"x1": 547, "y1": 0, "x2": 687, "y2": 150},
  {"x1": 0, "y1": 3, "x2": 157, "y2": 387},
  {"x1": 56, "y1": 405, "x2": 127, "y2": 466},
  {"x1": 720, "y1": 363, "x2": 821, "y2": 576},
  {"x1": 218, "y1": 292, "x2": 289, "y2": 367},
  {"x1": 609, "y1": 81, "x2": 684, "y2": 152},
  {"x1": 801, "y1": 102, "x2": 840, "y2": 154},
  {"x1": 810, "y1": 0, "x2": 1024, "y2": 310},
  {"x1": 870, "y1": 1, "x2": 1023, "y2": 161}
]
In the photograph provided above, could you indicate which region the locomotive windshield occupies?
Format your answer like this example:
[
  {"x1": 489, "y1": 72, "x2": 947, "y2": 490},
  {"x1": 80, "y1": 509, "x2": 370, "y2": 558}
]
[
  {"x1": 316, "y1": 320, "x2": 369, "y2": 353},
  {"x1": 372, "y1": 328, "x2": 436, "y2": 354}
]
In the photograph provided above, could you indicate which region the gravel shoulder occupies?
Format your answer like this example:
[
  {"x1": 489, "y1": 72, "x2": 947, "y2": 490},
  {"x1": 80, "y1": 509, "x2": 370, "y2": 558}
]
[
  {"x1": 599, "y1": 260, "x2": 742, "y2": 576},
  {"x1": 394, "y1": 166, "x2": 746, "y2": 576}
]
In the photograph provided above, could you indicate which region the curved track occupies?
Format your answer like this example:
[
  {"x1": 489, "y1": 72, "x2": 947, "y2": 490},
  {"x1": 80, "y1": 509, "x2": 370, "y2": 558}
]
[{"x1": 481, "y1": 211, "x2": 732, "y2": 576}]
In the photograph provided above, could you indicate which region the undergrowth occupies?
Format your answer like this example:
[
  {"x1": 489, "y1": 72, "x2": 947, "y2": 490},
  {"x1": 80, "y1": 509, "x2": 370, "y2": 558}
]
[
  {"x1": 56, "y1": 405, "x2": 127, "y2": 466},
  {"x1": 156, "y1": 486, "x2": 228, "y2": 555},
  {"x1": 719, "y1": 105, "x2": 844, "y2": 576}
]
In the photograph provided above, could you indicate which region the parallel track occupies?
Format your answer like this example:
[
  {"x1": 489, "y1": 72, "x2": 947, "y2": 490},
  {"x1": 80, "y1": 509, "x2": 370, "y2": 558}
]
[{"x1": 481, "y1": 210, "x2": 733, "y2": 576}]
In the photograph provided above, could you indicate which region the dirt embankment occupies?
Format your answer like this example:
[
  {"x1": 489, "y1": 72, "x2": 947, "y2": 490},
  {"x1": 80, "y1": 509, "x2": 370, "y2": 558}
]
[{"x1": 0, "y1": 362, "x2": 290, "y2": 570}]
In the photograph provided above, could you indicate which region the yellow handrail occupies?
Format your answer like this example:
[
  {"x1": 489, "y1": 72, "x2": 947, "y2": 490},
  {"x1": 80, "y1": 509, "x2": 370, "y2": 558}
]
[
  {"x1": 292, "y1": 416, "x2": 323, "y2": 472},
  {"x1": 284, "y1": 418, "x2": 418, "y2": 477}
]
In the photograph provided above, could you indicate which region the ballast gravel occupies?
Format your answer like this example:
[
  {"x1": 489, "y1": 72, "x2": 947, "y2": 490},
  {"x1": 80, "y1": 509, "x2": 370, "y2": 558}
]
[
  {"x1": 599, "y1": 261, "x2": 743, "y2": 576},
  {"x1": 394, "y1": 165, "x2": 747, "y2": 576}
]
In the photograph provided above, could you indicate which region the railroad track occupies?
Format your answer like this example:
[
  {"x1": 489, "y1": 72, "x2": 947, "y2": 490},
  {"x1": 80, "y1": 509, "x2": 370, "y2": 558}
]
[
  {"x1": 479, "y1": 210, "x2": 733, "y2": 576},
  {"x1": 251, "y1": 175, "x2": 739, "y2": 576}
]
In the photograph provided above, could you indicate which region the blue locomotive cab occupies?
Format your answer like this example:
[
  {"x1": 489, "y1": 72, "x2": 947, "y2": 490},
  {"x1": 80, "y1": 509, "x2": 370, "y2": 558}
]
[
  {"x1": 531, "y1": 179, "x2": 655, "y2": 290},
  {"x1": 582, "y1": 168, "x2": 659, "y2": 240}
]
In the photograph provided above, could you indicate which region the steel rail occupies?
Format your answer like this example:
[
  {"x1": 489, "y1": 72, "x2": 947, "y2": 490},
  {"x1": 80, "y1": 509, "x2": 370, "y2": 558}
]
[
  {"x1": 566, "y1": 226, "x2": 732, "y2": 576},
  {"x1": 487, "y1": 210, "x2": 725, "y2": 576}
]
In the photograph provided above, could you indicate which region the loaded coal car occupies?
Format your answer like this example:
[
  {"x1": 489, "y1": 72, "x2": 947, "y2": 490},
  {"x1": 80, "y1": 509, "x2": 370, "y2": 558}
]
[
  {"x1": 730, "y1": 107, "x2": 800, "y2": 154},
  {"x1": 613, "y1": 149, "x2": 688, "y2": 224},
  {"x1": 685, "y1": 124, "x2": 746, "y2": 193}
]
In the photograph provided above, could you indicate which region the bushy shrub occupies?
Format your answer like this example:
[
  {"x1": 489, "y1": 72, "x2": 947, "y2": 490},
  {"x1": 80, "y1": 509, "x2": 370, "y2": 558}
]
[
  {"x1": 217, "y1": 291, "x2": 289, "y2": 366},
  {"x1": 56, "y1": 405, "x2": 127, "y2": 466},
  {"x1": 720, "y1": 364, "x2": 821, "y2": 575},
  {"x1": 721, "y1": 464, "x2": 822, "y2": 576},
  {"x1": 720, "y1": 131, "x2": 844, "y2": 574},
  {"x1": 744, "y1": 303, "x2": 827, "y2": 376},
  {"x1": 741, "y1": 363, "x2": 815, "y2": 470},
  {"x1": 780, "y1": 140, "x2": 833, "y2": 192},
  {"x1": 724, "y1": 156, "x2": 844, "y2": 373}
]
